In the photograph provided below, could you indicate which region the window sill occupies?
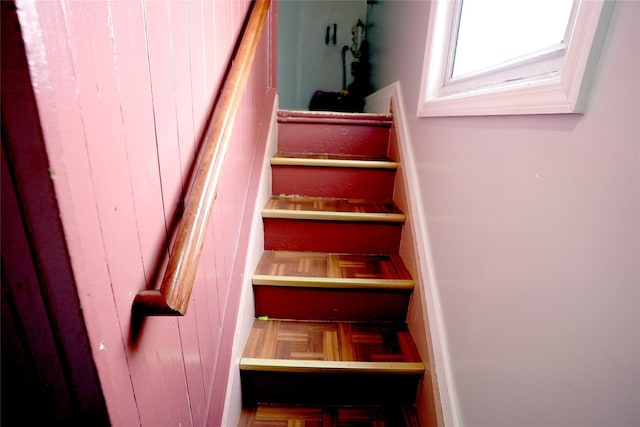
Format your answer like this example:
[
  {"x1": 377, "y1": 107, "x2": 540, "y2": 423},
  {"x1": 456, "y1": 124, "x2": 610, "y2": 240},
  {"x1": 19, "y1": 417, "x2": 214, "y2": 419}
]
[{"x1": 418, "y1": 75, "x2": 578, "y2": 117}]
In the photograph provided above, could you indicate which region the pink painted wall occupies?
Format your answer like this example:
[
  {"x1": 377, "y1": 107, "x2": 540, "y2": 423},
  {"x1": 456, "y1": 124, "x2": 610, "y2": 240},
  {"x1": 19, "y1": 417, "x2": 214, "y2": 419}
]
[
  {"x1": 12, "y1": 0, "x2": 277, "y2": 425},
  {"x1": 368, "y1": 1, "x2": 639, "y2": 426}
]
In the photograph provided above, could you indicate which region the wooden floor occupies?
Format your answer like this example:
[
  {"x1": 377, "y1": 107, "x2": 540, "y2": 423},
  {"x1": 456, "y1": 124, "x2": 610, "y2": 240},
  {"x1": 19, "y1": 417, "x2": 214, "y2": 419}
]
[
  {"x1": 240, "y1": 404, "x2": 420, "y2": 427},
  {"x1": 254, "y1": 251, "x2": 413, "y2": 283},
  {"x1": 242, "y1": 320, "x2": 421, "y2": 363}
]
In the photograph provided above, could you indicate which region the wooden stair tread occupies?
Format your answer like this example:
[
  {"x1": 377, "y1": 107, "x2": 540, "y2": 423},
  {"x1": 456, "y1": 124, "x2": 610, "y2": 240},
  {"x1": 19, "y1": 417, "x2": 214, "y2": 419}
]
[
  {"x1": 253, "y1": 251, "x2": 414, "y2": 289},
  {"x1": 263, "y1": 196, "x2": 405, "y2": 222},
  {"x1": 239, "y1": 404, "x2": 421, "y2": 427},
  {"x1": 240, "y1": 319, "x2": 424, "y2": 405},
  {"x1": 241, "y1": 320, "x2": 423, "y2": 369}
]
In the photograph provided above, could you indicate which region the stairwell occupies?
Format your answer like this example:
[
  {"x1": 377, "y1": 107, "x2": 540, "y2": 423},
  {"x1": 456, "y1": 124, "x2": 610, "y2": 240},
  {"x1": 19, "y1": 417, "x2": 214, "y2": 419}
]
[{"x1": 238, "y1": 109, "x2": 425, "y2": 426}]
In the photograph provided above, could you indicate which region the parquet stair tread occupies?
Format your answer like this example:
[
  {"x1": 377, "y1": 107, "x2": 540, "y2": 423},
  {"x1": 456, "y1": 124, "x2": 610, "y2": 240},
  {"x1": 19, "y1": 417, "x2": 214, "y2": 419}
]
[
  {"x1": 239, "y1": 404, "x2": 420, "y2": 427},
  {"x1": 241, "y1": 319, "x2": 424, "y2": 373},
  {"x1": 253, "y1": 251, "x2": 414, "y2": 290},
  {"x1": 263, "y1": 196, "x2": 405, "y2": 222}
]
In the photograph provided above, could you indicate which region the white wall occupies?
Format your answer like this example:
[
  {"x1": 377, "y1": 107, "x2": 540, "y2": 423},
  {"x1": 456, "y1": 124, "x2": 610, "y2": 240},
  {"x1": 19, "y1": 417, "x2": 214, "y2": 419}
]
[
  {"x1": 368, "y1": 1, "x2": 640, "y2": 426},
  {"x1": 278, "y1": 0, "x2": 366, "y2": 109}
]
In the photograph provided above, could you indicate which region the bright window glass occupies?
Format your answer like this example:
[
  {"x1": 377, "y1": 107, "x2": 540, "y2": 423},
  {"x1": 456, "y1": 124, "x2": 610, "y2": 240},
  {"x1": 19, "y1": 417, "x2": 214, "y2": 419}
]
[{"x1": 451, "y1": 0, "x2": 575, "y2": 79}]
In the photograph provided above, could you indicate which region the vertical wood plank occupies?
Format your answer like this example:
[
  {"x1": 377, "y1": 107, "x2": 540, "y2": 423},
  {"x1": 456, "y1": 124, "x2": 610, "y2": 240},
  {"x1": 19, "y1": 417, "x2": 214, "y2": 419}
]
[
  {"x1": 18, "y1": 2, "x2": 141, "y2": 424},
  {"x1": 107, "y1": 0, "x2": 166, "y2": 288},
  {"x1": 165, "y1": 1, "x2": 207, "y2": 424},
  {"x1": 186, "y1": 0, "x2": 218, "y2": 407},
  {"x1": 143, "y1": 0, "x2": 184, "y2": 238},
  {"x1": 209, "y1": 0, "x2": 232, "y2": 329},
  {"x1": 199, "y1": 1, "x2": 224, "y2": 409},
  {"x1": 60, "y1": 1, "x2": 193, "y2": 425},
  {"x1": 203, "y1": 0, "x2": 233, "y2": 406}
]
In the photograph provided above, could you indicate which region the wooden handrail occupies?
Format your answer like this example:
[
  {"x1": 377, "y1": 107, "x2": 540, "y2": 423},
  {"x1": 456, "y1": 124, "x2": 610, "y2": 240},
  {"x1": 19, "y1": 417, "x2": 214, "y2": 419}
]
[{"x1": 133, "y1": 0, "x2": 271, "y2": 316}]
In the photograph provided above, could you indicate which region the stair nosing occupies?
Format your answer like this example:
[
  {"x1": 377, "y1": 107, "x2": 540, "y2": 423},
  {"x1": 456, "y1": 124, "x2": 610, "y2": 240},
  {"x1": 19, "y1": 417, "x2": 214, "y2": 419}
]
[
  {"x1": 278, "y1": 109, "x2": 392, "y2": 119},
  {"x1": 240, "y1": 358, "x2": 425, "y2": 375},
  {"x1": 277, "y1": 110, "x2": 393, "y2": 126},
  {"x1": 252, "y1": 275, "x2": 415, "y2": 290},
  {"x1": 262, "y1": 209, "x2": 405, "y2": 222},
  {"x1": 271, "y1": 156, "x2": 398, "y2": 170}
]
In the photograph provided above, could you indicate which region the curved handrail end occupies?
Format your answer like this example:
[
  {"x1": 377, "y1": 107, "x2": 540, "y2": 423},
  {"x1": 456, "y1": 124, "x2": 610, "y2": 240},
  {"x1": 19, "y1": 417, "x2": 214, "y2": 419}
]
[{"x1": 133, "y1": 290, "x2": 185, "y2": 316}]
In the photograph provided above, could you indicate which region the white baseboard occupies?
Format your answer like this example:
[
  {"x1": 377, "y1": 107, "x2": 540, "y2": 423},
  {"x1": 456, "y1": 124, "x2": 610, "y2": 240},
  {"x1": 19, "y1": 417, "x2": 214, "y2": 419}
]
[{"x1": 366, "y1": 82, "x2": 460, "y2": 427}]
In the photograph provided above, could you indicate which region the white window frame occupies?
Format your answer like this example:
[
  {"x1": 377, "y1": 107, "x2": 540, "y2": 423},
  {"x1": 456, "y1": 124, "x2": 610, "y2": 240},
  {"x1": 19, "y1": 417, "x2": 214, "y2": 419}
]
[{"x1": 417, "y1": 0, "x2": 613, "y2": 117}]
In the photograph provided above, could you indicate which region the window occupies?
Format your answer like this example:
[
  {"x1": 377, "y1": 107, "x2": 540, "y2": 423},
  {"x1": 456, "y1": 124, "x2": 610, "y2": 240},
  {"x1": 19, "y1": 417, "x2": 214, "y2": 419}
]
[
  {"x1": 417, "y1": 0, "x2": 613, "y2": 117},
  {"x1": 451, "y1": 0, "x2": 574, "y2": 79}
]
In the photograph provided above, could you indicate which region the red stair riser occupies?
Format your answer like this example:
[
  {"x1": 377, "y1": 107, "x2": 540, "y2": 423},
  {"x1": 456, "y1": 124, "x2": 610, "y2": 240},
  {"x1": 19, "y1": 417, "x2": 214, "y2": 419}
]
[
  {"x1": 278, "y1": 122, "x2": 390, "y2": 157},
  {"x1": 241, "y1": 371, "x2": 421, "y2": 406},
  {"x1": 263, "y1": 219, "x2": 402, "y2": 254},
  {"x1": 253, "y1": 286, "x2": 410, "y2": 321},
  {"x1": 272, "y1": 166, "x2": 396, "y2": 200}
]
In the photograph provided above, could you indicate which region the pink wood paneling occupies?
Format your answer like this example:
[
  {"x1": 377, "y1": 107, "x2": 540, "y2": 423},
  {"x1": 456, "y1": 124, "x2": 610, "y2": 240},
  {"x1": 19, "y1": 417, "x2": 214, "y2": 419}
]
[
  {"x1": 106, "y1": 0, "x2": 165, "y2": 298},
  {"x1": 15, "y1": 2, "x2": 140, "y2": 424},
  {"x1": 144, "y1": 0, "x2": 185, "y2": 235},
  {"x1": 196, "y1": 0, "x2": 221, "y2": 383},
  {"x1": 15, "y1": 0, "x2": 277, "y2": 425},
  {"x1": 185, "y1": 2, "x2": 217, "y2": 415},
  {"x1": 56, "y1": 1, "x2": 192, "y2": 425},
  {"x1": 1, "y1": 149, "x2": 74, "y2": 420},
  {"x1": 1, "y1": 2, "x2": 110, "y2": 423}
]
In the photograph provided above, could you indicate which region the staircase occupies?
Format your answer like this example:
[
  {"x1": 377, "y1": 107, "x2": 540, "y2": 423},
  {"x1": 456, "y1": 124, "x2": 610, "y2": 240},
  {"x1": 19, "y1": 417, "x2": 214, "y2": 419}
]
[{"x1": 238, "y1": 110, "x2": 424, "y2": 426}]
